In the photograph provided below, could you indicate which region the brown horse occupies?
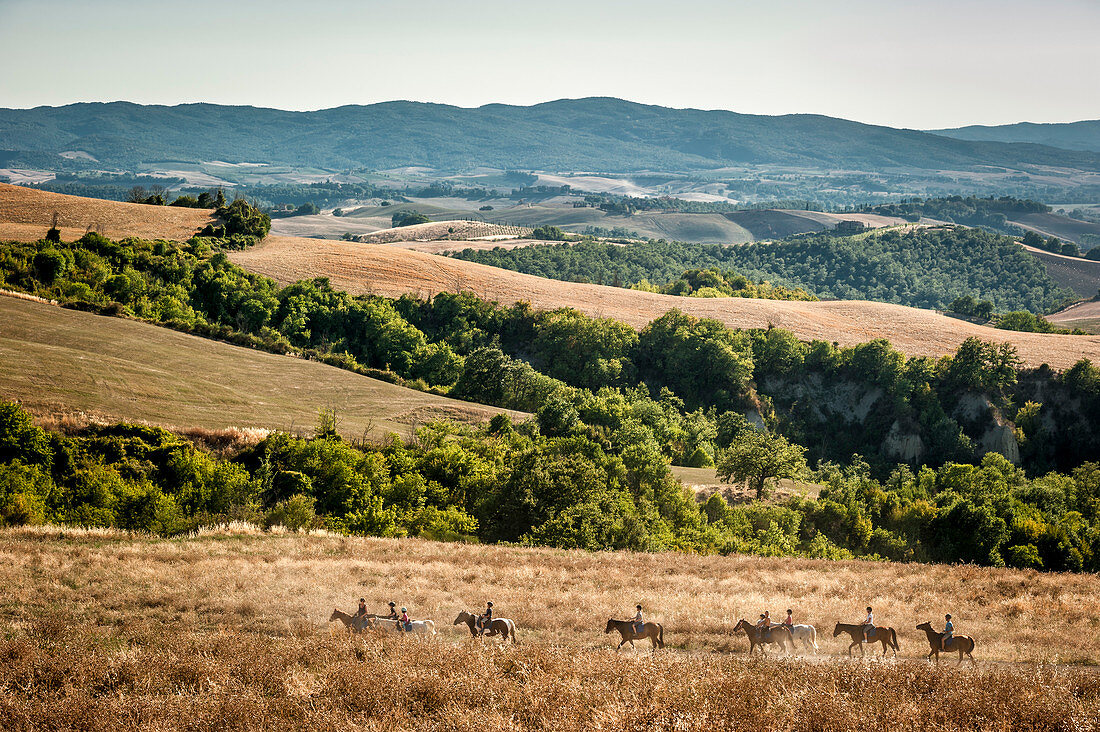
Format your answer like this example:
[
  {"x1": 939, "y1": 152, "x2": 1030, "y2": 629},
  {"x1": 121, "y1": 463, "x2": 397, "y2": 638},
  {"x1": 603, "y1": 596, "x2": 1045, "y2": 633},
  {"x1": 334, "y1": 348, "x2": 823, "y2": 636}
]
[
  {"x1": 329, "y1": 608, "x2": 368, "y2": 633},
  {"x1": 604, "y1": 618, "x2": 665, "y2": 652},
  {"x1": 832, "y1": 622, "x2": 899, "y2": 657},
  {"x1": 453, "y1": 610, "x2": 517, "y2": 643},
  {"x1": 733, "y1": 619, "x2": 794, "y2": 655},
  {"x1": 916, "y1": 622, "x2": 975, "y2": 664}
]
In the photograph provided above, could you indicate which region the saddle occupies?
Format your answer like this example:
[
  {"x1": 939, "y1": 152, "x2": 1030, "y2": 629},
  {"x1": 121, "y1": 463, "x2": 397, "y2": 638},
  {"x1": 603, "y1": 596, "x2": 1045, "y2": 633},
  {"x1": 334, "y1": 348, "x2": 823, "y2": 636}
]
[{"x1": 943, "y1": 636, "x2": 954, "y2": 651}]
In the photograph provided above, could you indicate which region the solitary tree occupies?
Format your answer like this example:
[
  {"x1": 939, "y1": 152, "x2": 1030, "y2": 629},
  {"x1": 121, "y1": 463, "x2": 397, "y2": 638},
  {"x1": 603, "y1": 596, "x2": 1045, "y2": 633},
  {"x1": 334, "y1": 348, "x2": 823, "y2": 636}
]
[{"x1": 717, "y1": 429, "x2": 807, "y2": 500}]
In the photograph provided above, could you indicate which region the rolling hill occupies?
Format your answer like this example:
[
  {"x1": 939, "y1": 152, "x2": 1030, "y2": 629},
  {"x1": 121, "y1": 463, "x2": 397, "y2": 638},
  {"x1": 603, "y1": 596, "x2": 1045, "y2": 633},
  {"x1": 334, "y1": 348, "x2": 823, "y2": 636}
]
[
  {"x1": 4, "y1": 99, "x2": 1100, "y2": 174},
  {"x1": 4, "y1": 184, "x2": 1099, "y2": 370},
  {"x1": 230, "y1": 235, "x2": 1100, "y2": 370},
  {"x1": 1022, "y1": 244, "x2": 1100, "y2": 298},
  {"x1": 0, "y1": 294, "x2": 519, "y2": 437},
  {"x1": 0, "y1": 182, "x2": 212, "y2": 241},
  {"x1": 932, "y1": 119, "x2": 1100, "y2": 153},
  {"x1": 1009, "y1": 212, "x2": 1100, "y2": 248}
]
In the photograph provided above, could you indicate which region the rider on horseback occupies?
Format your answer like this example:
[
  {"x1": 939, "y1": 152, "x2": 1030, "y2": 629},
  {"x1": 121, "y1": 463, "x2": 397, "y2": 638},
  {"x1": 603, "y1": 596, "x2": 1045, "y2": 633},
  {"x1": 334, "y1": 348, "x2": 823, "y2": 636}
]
[
  {"x1": 386, "y1": 601, "x2": 398, "y2": 620},
  {"x1": 355, "y1": 598, "x2": 368, "y2": 619},
  {"x1": 399, "y1": 607, "x2": 411, "y2": 633},
  {"x1": 862, "y1": 606, "x2": 875, "y2": 643},
  {"x1": 633, "y1": 605, "x2": 644, "y2": 637},
  {"x1": 941, "y1": 614, "x2": 954, "y2": 651},
  {"x1": 784, "y1": 609, "x2": 794, "y2": 628},
  {"x1": 477, "y1": 601, "x2": 493, "y2": 636}
]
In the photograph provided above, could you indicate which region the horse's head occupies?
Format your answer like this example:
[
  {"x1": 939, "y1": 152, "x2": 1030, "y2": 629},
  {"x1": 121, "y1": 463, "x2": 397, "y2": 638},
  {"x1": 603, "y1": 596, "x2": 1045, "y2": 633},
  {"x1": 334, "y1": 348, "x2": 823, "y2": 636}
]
[
  {"x1": 832, "y1": 623, "x2": 843, "y2": 637},
  {"x1": 329, "y1": 608, "x2": 340, "y2": 621},
  {"x1": 733, "y1": 619, "x2": 747, "y2": 633},
  {"x1": 453, "y1": 611, "x2": 469, "y2": 626},
  {"x1": 604, "y1": 618, "x2": 615, "y2": 634},
  {"x1": 916, "y1": 622, "x2": 932, "y2": 631}
]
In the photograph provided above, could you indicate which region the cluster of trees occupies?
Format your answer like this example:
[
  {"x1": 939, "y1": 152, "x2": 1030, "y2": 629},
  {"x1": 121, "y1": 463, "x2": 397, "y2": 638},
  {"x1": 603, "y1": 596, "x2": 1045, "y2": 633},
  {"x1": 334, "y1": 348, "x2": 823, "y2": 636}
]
[
  {"x1": 1021, "y1": 230, "x2": 1084, "y2": 258},
  {"x1": 531, "y1": 225, "x2": 567, "y2": 241},
  {"x1": 455, "y1": 227, "x2": 1075, "y2": 314},
  {"x1": 863, "y1": 196, "x2": 1049, "y2": 231},
  {"x1": 948, "y1": 295, "x2": 1077, "y2": 334},
  {"x1": 4, "y1": 398, "x2": 1100, "y2": 571},
  {"x1": 632, "y1": 268, "x2": 817, "y2": 301},
  {"x1": 391, "y1": 211, "x2": 432, "y2": 228},
  {"x1": 4, "y1": 232, "x2": 1100, "y2": 481}
]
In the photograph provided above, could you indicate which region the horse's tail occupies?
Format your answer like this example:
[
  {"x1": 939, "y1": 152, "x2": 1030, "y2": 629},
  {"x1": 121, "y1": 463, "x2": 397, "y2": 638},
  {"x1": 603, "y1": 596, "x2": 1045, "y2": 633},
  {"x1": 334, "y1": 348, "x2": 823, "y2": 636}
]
[
  {"x1": 658, "y1": 623, "x2": 665, "y2": 649},
  {"x1": 810, "y1": 626, "x2": 819, "y2": 653},
  {"x1": 427, "y1": 620, "x2": 436, "y2": 636},
  {"x1": 509, "y1": 620, "x2": 517, "y2": 644},
  {"x1": 890, "y1": 628, "x2": 899, "y2": 650}
]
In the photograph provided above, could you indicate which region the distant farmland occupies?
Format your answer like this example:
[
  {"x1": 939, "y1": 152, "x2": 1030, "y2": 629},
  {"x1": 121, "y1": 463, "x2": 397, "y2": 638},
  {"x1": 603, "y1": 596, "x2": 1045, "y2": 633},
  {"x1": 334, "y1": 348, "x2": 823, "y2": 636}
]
[{"x1": 1023, "y1": 244, "x2": 1100, "y2": 298}]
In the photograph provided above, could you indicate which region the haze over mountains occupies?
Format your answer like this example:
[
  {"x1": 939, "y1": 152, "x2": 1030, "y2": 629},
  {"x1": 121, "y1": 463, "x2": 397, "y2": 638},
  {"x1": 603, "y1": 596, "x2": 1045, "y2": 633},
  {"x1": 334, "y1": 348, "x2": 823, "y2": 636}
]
[
  {"x1": 933, "y1": 120, "x2": 1100, "y2": 153},
  {"x1": 3, "y1": 97, "x2": 1100, "y2": 174}
]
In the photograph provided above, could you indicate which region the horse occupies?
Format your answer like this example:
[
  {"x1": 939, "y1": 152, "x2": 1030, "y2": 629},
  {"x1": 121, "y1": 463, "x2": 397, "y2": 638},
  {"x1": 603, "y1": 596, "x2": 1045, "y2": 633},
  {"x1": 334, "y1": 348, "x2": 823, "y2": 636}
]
[
  {"x1": 329, "y1": 608, "x2": 370, "y2": 633},
  {"x1": 364, "y1": 616, "x2": 437, "y2": 637},
  {"x1": 832, "y1": 622, "x2": 899, "y2": 658},
  {"x1": 453, "y1": 610, "x2": 517, "y2": 643},
  {"x1": 732, "y1": 619, "x2": 794, "y2": 655},
  {"x1": 789, "y1": 623, "x2": 819, "y2": 654},
  {"x1": 916, "y1": 622, "x2": 975, "y2": 664},
  {"x1": 604, "y1": 618, "x2": 665, "y2": 652}
]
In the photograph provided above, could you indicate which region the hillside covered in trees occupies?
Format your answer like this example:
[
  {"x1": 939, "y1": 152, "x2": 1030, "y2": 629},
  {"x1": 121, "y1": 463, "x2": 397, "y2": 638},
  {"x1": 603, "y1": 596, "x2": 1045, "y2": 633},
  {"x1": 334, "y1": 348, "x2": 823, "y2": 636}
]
[
  {"x1": 454, "y1": 227, "x2": 1076, "y2": 313},
  {"x1": 4, "y1": 99, "x2": 1100, "y2": 174},
  {"x1": 2, "y1": 232, "x2": 1100, "y2": 572}
]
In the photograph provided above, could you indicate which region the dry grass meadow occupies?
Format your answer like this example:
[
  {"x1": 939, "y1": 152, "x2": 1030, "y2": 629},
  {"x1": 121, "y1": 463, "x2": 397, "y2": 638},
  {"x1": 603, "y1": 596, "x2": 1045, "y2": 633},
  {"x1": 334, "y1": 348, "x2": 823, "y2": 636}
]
[
  {"x1": 0, "y1": 182, "x2": 213, "y2": 242},
  {"x1": 4, "y1": 183, "x2": 1099, "y2": 369},
  {"x1": 230, "y1": 234, "x2": 1100, "y2": 370},
  {"x1": 0, "y1": 295, "x2": 521, "y2": 439},
  {"x1": 1, "y1": 527, "x2": 1098, "y2": 731}
]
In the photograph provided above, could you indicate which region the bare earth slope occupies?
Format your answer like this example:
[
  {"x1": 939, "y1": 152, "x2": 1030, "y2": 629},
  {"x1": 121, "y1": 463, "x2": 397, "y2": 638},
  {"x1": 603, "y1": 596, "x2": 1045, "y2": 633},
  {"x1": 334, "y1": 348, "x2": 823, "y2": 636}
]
[
  {"x1": 231, "y1": 235, "x2": 1100, "y2": 370},
  {"x1": 1022, "y1": 244, "x2": 1100, "y2": 298},
  {"x1": 0, "y1": 182, "x2": 213, "y2": 241},
  {"x1": 0, "y1": 295, "x2": 519, "y2": 437}
]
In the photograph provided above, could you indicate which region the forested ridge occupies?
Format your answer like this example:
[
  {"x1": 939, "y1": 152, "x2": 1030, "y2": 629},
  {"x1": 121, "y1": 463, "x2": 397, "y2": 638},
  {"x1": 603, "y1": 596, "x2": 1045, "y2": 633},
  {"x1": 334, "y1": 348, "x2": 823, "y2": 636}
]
[
  {"x1": 453, "y1": 226, "x2": 1075, "y2": 313},
  {"x1": 2, "y1": 232, "x2": 1100, "y2": 570}
]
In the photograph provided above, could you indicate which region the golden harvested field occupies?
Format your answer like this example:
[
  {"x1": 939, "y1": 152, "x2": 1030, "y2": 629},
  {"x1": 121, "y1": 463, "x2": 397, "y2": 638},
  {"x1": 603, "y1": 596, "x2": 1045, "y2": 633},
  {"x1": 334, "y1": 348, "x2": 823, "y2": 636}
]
[
  {"x1": 0, "y1": 182, "x2": 213, "y2": 242},
  {"x1": 231, "y1": 235, "x2": 1100, "y2": 370},
  {"x1": 1, "y1": 528, "x2": 1098, "y2": 730},
  {"x1": 0, "y1": 295, "x2": 520, "y2": 438}
]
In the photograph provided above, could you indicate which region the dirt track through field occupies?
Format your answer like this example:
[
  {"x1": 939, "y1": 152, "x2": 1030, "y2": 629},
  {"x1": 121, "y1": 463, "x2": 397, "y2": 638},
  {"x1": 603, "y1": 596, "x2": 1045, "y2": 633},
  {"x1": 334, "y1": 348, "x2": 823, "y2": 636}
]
[{"x1": 231, "y1": 235, "x2": 1100, "y2": 370}]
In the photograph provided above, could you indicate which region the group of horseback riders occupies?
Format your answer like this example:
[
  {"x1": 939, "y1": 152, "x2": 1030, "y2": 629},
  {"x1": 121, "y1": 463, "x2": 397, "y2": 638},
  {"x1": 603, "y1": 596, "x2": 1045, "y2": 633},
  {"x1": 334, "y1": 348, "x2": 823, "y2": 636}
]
[
  {"x1": 354, "y1": 599, "x2": 497, "y2": 636},
  {"x1": 748, "y1": 605, "x2": 958, "y2": 651},
  {"x1": 355, "y1": 598, "x2": 412, "y2": 632}
]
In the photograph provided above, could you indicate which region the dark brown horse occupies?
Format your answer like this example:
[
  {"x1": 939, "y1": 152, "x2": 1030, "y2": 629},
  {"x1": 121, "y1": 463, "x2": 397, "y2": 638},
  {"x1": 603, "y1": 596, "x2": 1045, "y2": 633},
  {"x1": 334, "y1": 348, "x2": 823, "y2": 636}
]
[
  {"x1": 733, "y1": 619, "x2": 794, "y2": 655},
  {"x1": 604, "y1": 618, "x2": 665, "y2": 652},
  {"x1": 916, "y1": 622, "x2": 975, "y2": 664},
  {"x1": 833, "y1": 622, "x2": 899, "y2": 657},
  {"x1": 453, "y1": 610, "x2": 517, "y2": 643}
]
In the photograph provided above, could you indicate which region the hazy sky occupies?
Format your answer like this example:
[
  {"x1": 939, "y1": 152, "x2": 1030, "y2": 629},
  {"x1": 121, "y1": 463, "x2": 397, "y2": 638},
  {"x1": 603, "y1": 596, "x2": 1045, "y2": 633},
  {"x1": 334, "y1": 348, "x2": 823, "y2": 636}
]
[{"x1": 2, "y1": 0, "x2": 1097, "y2": 129}]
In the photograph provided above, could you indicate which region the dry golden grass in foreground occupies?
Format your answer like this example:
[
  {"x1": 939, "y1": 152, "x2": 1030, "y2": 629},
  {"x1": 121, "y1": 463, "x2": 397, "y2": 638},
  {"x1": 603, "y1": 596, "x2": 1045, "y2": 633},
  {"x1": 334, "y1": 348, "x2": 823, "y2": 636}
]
[{"x1": 1, "y1": 528, "x2": 1099, "y2": 730}]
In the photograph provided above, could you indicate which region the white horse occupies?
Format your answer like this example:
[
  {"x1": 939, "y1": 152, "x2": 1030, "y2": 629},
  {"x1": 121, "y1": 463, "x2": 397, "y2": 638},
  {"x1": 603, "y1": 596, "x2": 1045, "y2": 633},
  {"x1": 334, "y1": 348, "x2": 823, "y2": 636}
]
[
  {"x1": 365, "y1": 617, "x2": 437, "y2": 636},
  {"x1": 790, "y1": 623, "x2": 819, "y2": 654}
]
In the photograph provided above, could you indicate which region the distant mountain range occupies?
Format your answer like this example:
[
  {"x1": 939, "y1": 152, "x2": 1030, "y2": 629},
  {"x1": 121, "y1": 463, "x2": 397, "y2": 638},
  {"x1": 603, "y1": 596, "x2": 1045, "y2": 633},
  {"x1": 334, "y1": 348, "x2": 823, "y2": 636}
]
[
  {"x1": 932, "y1": 120, "x2": 1100, "y2": 153},
  {"x1": 2, "y1": 98, "x2": 1099, "y2": 174}
]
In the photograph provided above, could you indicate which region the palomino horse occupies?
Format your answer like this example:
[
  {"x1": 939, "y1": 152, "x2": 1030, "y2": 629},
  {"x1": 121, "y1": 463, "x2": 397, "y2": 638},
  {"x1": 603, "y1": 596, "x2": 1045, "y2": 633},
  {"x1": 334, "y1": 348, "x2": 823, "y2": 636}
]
[
  {"x1": 365, "y1": 616, "x2": 437, "y2": 636},
  {"x1": 453, "y1": 611, "x2": 517, "y2": 643},
  {"x1": 916, "y1": 622, "x2": 975, "y2": 664},
  {"x1": 833, "y1": 622, "x2": 899, "y2": 657},
  {"x1": 604, "y1": 618, "x2": 665, "y2": 652},
  {"x1": 789, "y1": 624, "x2": 819, "y2": 654},
  {"x1": 733, "y1": 619, "x2": 794, "y2": 655}
]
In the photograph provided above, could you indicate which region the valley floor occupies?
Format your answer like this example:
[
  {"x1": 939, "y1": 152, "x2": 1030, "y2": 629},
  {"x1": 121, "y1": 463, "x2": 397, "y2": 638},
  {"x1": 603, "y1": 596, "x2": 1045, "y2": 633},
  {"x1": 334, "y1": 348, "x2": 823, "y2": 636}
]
[{"x1": 1, "y1": 528, "x2": 1098, "y2": 730}]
